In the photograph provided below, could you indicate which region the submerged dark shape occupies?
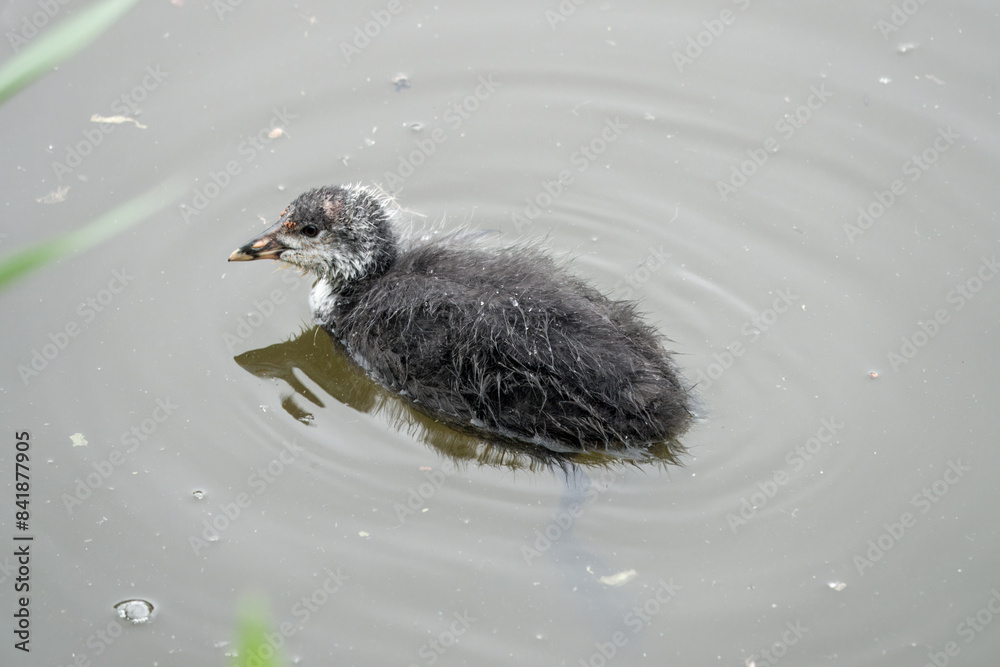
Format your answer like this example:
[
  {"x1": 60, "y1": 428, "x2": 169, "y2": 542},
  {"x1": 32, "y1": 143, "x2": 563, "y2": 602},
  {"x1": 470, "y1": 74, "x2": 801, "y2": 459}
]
[{"x1": 230, "y1": 185, "x2": 696, "y2": 454}]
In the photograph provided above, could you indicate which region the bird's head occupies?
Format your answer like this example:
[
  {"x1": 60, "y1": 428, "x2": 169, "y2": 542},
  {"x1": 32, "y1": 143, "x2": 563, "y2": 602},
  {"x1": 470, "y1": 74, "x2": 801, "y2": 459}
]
[{"x1": 229, "y1": 185, "x2": 398, "y2": 290}]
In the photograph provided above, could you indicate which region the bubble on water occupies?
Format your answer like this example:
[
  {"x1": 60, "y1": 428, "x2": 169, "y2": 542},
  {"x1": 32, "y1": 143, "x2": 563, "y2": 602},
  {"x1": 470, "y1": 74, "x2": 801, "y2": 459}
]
[
  {"x1": 192, "y1": 490, "x2": 204, "y2": 500},
  {"x1": 115, "y1": 599, "x2": 154, "y2": 624}
]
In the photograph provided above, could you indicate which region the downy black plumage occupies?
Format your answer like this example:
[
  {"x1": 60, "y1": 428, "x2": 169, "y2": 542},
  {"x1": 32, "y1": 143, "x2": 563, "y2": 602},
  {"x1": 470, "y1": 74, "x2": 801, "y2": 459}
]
[{"x1": 230, "y1": 185, "x2": 695, "y2": 452}]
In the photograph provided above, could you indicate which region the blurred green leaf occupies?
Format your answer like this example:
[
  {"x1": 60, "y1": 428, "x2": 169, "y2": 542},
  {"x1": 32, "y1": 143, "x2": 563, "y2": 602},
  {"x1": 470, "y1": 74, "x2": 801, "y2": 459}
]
[
  {"x1": 234, "y1": 599, "x2": 281, "y2": 667},
  {"x1": 0, "y1": 0, "x2": 141, "y2": 105},
  {"x1": 0, "y1": 179, "x2": 184, "y2": 291}
]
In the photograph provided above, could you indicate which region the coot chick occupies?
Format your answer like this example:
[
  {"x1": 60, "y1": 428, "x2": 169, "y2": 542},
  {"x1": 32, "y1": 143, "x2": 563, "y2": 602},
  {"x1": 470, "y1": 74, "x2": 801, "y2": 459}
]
[{"x1": 229, "y1": 185, "x2": 695, "y2": 452}]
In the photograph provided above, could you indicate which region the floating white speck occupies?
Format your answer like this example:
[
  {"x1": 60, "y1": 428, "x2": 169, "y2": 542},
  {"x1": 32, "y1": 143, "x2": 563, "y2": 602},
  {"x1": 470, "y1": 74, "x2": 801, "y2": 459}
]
[
  {"x1": 91, "y1": 114, "x2": 147, "y2": 129},
  {"x1": 599, "y1": 569, "x2": 637, "y2": 586}
]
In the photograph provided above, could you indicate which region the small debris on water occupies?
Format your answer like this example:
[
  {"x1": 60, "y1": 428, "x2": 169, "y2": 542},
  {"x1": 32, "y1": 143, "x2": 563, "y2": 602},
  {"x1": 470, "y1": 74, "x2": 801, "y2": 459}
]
[
  {"x1": 598, "y1": 569, "x2": 637, "y2": 586},
  {"x1": 392, "y1": 73, "x2": 410, "y2": 91},
  {"x1": 91, "y1": 114, "x2": 147, "y2": 129},
  {"x1": 37, "y1": 186, "x2": 70, "y2": 204}
]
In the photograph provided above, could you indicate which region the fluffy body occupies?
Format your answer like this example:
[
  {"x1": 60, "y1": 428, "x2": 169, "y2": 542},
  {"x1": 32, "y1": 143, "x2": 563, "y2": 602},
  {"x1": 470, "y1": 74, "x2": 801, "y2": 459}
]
[{"x1": 232, "y1": 185, "x2": 694, "y2": 450}]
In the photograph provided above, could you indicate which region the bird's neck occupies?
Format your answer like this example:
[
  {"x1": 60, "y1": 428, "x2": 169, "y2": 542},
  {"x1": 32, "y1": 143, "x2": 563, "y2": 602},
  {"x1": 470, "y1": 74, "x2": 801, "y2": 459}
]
[
  {"x1": 311, "y1": 231, "x2": 397, "y2": 326},
  {"x1": 319, "y1": 237, "x2": 396, "y2": 292}
]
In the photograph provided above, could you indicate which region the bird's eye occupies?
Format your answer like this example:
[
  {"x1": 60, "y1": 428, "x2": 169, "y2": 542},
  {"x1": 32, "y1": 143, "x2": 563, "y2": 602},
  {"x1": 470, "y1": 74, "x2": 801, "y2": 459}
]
[{"x1": 301, "y1": 224, "x2": 320, "y2": 238}]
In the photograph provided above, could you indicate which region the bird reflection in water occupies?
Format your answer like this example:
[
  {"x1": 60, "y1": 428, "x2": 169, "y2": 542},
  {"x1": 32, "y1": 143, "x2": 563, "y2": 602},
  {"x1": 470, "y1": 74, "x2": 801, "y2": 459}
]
[{"x1": 233, "y1": 326, "x2": 690, "y2": 472}]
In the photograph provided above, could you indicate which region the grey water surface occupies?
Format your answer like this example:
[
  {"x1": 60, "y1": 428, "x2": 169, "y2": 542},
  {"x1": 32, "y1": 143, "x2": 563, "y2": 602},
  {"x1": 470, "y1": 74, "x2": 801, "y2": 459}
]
[{"x1": 1, "y1": 1, "x2": 998, "y2": 665}]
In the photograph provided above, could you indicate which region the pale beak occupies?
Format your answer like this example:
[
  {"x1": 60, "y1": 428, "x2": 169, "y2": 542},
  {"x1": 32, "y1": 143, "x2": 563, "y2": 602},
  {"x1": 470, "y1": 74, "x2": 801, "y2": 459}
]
[{"x1": 229, "y1": 226, "x2": 287, "y2": 262}]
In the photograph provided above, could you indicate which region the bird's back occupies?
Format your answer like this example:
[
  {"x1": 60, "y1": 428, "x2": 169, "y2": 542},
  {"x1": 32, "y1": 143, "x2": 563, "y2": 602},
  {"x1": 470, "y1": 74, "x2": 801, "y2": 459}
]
[{"x1": 329, "y1": 240, "x2": 693, "y2": 449}]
